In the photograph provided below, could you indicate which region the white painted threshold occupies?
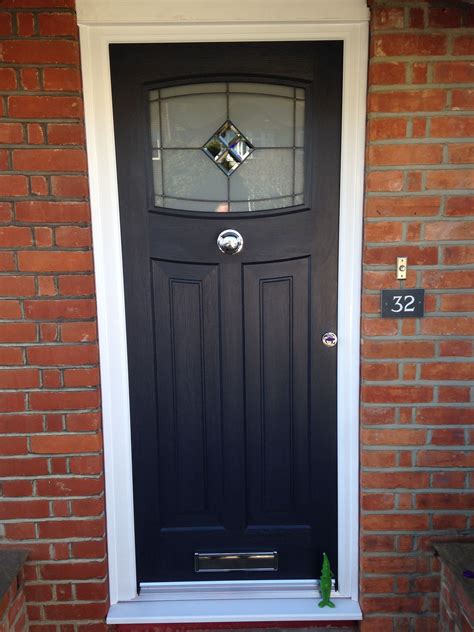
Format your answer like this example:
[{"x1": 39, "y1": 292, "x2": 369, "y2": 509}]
[
  {"x1": 107, "y1": 581, "x2": 362, "y2": 624},
  {"x1": 107, "y1": 598, "x2": 362, "y2": 624}
]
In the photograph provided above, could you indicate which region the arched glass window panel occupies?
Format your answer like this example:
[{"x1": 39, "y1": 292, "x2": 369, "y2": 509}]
[{"x1": 149, "y1": 82, "x2": 305, "y2": 212}]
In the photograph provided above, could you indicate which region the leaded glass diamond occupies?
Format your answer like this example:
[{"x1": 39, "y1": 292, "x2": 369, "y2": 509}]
[{"x1": 202, "y1": 120, "x2": 254, "y2": 175}]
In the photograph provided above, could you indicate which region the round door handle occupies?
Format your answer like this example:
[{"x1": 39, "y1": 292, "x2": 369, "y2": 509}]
[
  {"x1": 322, "y1": 332, "x2": 338, "y2": 347},
  {"x1": 217, "y1": 229, "x2": 243, "y2": 255}
]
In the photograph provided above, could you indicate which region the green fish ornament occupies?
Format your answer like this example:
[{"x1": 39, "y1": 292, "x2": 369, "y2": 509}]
[{"x1": 318, "y1": 552, "x2": 335, "y2": 608}]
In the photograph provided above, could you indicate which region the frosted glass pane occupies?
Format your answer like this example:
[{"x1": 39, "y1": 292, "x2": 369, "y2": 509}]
[
  {"x1": 228, "y1": 83, "x2": 294, "y2": 98},
  {"x1": 161, "y1": 83, "x2": 226, "y2": 98},
  {"x1": 295, "y1": 100, "x2": 305, "y2": 148},
  {"x1": 296, "y1": 88, "x2": 305, "y2": 100},
  {"x1": 162, "y1": 150, "x2": 227, "y2": 200},
  {"x1": 294, "y1": 194, "x2": 304, "y2": 205},
  {"x1": 229, "y1": 94, "x2": 294, "y2": 147},
  {"x1": 152, "y1": 153, "x2": 163, "y2": 196},
  {"x1": 295, "y1": 149, "x2": 304, "y2": 195},
  {"x1": 231, "y1": 197, "x2": 293, "y2": 212},
  {"x1": 150, "y1": 100, "x2": 161, "y2": 149},
  {"x1": 229, "y1": 149, "x2": 293, "y2": 200},
  {"x1": 161, "y1": 94, "x2": 227, "y2": 148},
  {"x1": 163, "y1": 198, "x2": 226, "y2": 212}
]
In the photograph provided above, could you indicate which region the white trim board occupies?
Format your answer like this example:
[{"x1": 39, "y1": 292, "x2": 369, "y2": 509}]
[{"x1": 77, "y1": 0, "x2": 369, "y2": 623}]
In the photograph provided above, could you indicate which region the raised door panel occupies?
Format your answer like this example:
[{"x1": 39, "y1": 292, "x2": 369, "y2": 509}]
[
  {"x1": 152, "y1": 260, "x2": 223, "y2": 528},
  {"x1": 243, "y1": 258, "x2": 310, "y2": 527}
]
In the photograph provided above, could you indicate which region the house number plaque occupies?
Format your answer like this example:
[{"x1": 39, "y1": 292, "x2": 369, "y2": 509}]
[{"x1": 381, "y1": 289, "x2": 425, "y2": 318}]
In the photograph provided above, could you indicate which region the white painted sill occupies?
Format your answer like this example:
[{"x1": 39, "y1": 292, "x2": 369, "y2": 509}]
[
  {"x1": 107, "y1": 598, "x2": 362, "y2": 624},
  {"x1": 107, "y1": 582, "x2": 362, "y2": 624}
]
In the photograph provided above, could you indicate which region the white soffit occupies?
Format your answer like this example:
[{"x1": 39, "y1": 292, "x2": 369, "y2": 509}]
[{"x1": 76, "y1": 0, "x2": 370, "y2": 25}]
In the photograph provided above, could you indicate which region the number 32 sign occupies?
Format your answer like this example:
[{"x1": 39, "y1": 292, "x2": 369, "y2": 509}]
[{"x1": 381, "y1": 289, "x2": 425, "y2": 318}]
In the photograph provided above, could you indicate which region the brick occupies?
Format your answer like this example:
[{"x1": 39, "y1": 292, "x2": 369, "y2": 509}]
[
  {"x1": 51, "y1": 175, "x2": 89, "y2": 197},
  {"x1": 363, "y1": 514, "x2": 429, "y2": 531},
  {"x1": 0, "y1": 368, "x2": 39, "y2": 389},
  {"x1": 36, "y1": 477, "x2": 103, "y2": 497},
  {"x1": 364, "y1": 221, "x2": 403, "y2": 242},
  {"x1": 368, "y1": 118, "x2": 407, "y2": 140},
  {"x1": 0, "y1": 226, "x2": 32, "y2": 247},
  {"x1": 446, "y1": 196, "x2": 474, "y2": 216},
  {"x1": 60, "y1": 322, "x2": 97, "y2": 343},
  {"x1": 70, "y1": 455, "x2": 103, "y2": 475},
  {"x1": 64, "y1": 368, "x2": 100, "y2": 387},
  {"x1": 0, "y1": 14, "x2": 12, "y2": 35},
  {"x1": 372, "y1": 7, "x2": 404, "y2": 30},
  {"x1": 431, "y1": 117, "x2": 474, "y2": 138},
  {"x1": 440, "y1": 294, "x2": 474, "y2": 311},
  {"x1": 365, "y1": 245, "x2": 437, "y2": 265},
  {"x1": 27, "y1": 123, "x2": 44, "y2": 145},
  {"x1": 1, "y1": 40, "x2": 78, "y2": 64},
  {"x1": 368, "y1": 144, "x2": 443, "y2": 166},
  {"x1": 453, "y1": 36, "x2": 474, "y2": 56},
  {"x1": 0, "y1": 68, "x2": 17, "y2": 91},
  {"x1": 448, "y1": 144, "x2": 474, "y2": 164},
  {"x1": 433, "y1": 61, "x2": 474, "y2": 84},
  {"x1": 47, "y1": 124, "x2": 85, "y2": 145},
  {"x1": 424, "y1": 270, "x2": 473, "y2": 289},
  {"x1": 373, "y1": 34, "x2": 447, "y2": 57},
  {"x1": 16, "y1": 201, "x2": 90, "y2": 222},
  {"x1": 362, "y1": 363, "x2": 398, "y2": 380},
  {"x1": 369, "y1": 90, "x2": 445, "y2": 113},
  {"x1": 17, "y1": 12, "x2": 35, "y2": 36},
  {"x1": 0, "y1": 500, "x2": 48, "y2": 519},
  {"x1": 0, "y1": 323, "x2": 36, "y2": 342},
  {"x1": 412, "y1": 63, "x2": 427, "y2": 85},
  {"x1": 431, "y1": 429, "x2": 466, "y2": 446},
  {"x1": 416, "y1": 407, "x2": 473, "y2": 425},
  {"x1": 25, "y1": 299, "x2": 96, "y2": 319},
  {"x1": 438, "y1": 386, "x2": 471, "y2": 401},
  {"x1": 13, "y1": 149, "x2": 86, "y2": 172},
  {"x1": 55, "y1": 226, "x2": 91, "y2": 247},
  {"x1": 20, "y1": 67, "x2": 40, "y2": 91},
  {"x1": 66, "y1": 412, "x2": 100, "y2": 431},
  {"x1": 0, "y1": 301, "x2": 22, "y2": 318},
  {"x1": 370, "y1": 62, "x2": 406, "y2": 85},
  {"x1": 27, "y1": 344, "x2": 98, "y2": 366},
  {"x1": 38, "y1": 519, "x2": 104, "y2": 540},
  {"x1": 0, "y1": 123, "x2": 24, "y2": 144},
  {"x1": 0, "y1": 175, "x2": 28, "y2": 197},
  {"x1": 31, "y1": 176, "x2": 49, "y2": 197},
  {"x1": 362, "y1": 429, "x2": 426, "y2": 446},
  {"x1": 366, "y1": 171, "x2": 403, "y2": 192},
  {"x1": 417, "y1": 451, "x2": 474, "y2": 468},
  {"x1": 365, "y1": 196, "x2": 440, "y2": 217},
  {"x1": 428, "y1": 7, "x2": 463, "y2": 29},
  {"x1": 0, "y1": 275, "x2": 36, "y2": 297},
  {"x1": 425, "y1": 221, "x2": 474, "y2": 241},
  {"x1": 421, "y1": 362, "x2": 474, "y2": 380},
  {"x1": 9, "y1": 95, "x2": 82, "y2": 119},
  {"x1": 0, "y1": 252, "x2": 16, "y2": 271},
  {"x1": 31, "y1": 433, "x2": 102, "y2": 454},
  {"x1": 362, "y1": 386, "x2": 433, "y2": 403},
  {"x1": 29, "y1": 389, "x2": 99, "y2": 411},
  {"x1": 43, "y1": 67, "x2": 81, "y2": 92},
  {"x1": 451, "y1": 89, "x2": 474, "y2": 111},
  {"x1": 38, "y1": 12, "x2": 77, "y2": 36},
  {"x1": 18, "y1": 251, "x2": 93, "y2": 272},
  {"x1": 0, "y1": 348, "x2": 24, "y2": 365}
]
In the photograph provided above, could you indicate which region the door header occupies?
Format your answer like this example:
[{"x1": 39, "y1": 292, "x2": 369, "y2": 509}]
[{"x1": 76, "y1": 0, "x2": 369, "y2": 26}]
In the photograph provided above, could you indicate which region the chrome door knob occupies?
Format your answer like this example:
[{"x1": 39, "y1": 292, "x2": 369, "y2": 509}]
[
  {"x1": 217, "y1": 229, "x2": 243, "y2": 255},
  {"x1": 322, "y1": 332, "x2": 338, "y2": 347}
]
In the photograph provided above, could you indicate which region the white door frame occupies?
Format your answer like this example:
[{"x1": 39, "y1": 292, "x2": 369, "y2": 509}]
[{"x1": 76, "y1": 0, "x2": 369, "y2": 622}]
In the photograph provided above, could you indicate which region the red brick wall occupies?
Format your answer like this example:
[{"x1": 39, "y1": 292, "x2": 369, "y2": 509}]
[
  {"x1": 0, "y1": 1, "x2": 107, "y2": 629},
  {"x1": 0, "y1": 0, "x2": 473, "y2": 630},
  {"x1": 360, "y1": 2, "x2": 473, "y2": 631}
]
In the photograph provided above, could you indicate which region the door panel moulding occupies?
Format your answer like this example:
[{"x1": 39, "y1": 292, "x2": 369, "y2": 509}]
[{"x1": 76, "y1": 0, "x2": 369, "y2": 622}]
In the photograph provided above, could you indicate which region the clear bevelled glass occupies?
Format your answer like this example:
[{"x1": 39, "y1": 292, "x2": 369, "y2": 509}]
[{"x1": 149, "y1": 82, "x2": 305, "y2": 212}]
